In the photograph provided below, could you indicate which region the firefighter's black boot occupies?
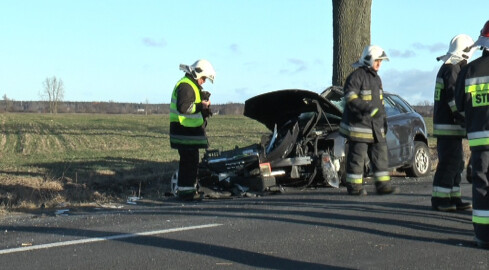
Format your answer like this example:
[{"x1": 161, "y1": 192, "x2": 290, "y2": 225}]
[
  {"x1": 451, "y1": 197, "x2": 472, "y2": 210},
  {"x1": 431, "y1": 197, "x2": 456, "y2": 212},
  {"x1": 375, "y1": 181, "x2": 400, "y2": 195},
  {"x1": 475, "y1": 236, "x2": 489, "y2": 249},
  {"x1": 346, "y1": 183, "x2": 367, "y2": 196}
]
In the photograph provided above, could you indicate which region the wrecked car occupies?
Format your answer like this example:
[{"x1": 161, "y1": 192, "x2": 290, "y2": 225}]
[{"x1": 171, "y1": 86, "x2": 431, "y2": 196}]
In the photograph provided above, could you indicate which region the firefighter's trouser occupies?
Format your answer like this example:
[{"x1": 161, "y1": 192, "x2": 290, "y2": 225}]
[
  {"x1": 178, "y1": 148, "x2": 200, "y2": 188},
  {"x1": 346, "y1": 141, "x2": 390, "y2": 189},
  {"x1": 471, "y1": 150, "x2": 489, "y2": 243},
  {"x1": 432, "y1": 138, "x2": 464, "y2": 200}
]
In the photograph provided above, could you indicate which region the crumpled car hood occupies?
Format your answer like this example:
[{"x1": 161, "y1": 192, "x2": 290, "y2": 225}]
[{"x1": 243, "y1": 89, "x2": 343, "y2": 131}]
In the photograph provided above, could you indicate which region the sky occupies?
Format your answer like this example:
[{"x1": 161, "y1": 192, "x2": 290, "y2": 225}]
[{"x1": 0, "y1": 0, "x2": 487, "y2": 105}]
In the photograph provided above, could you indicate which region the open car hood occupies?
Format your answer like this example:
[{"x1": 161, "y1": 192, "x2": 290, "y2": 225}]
[{"x1": 244, "y1": 89, "x2": 343, "y2": 131}]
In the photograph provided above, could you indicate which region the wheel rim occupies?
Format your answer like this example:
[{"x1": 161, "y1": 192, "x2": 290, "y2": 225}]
[{"x1": 415, "y1": 147, "x2": 429, "y2": 174}]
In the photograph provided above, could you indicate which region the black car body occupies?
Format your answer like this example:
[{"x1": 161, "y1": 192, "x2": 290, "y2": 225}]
[{"x1": 177, "y1": 86, "x2": 431, "y2": 194}]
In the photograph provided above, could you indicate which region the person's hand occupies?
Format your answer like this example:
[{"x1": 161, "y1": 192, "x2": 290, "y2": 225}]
[{"x1": 202, "y1": 100, "x2": 211, "y2": 109}]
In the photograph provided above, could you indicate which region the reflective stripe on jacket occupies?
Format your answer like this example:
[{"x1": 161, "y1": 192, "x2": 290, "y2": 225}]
[
  {"x1": 433, "y1": 62, "x2": 466, "y2": 137},
  {"x1": 455, "y1": 52, "x2": 489, "y2": 150},
  {"x1": 340, "y1": 66, "x2": 387, "y2": 143}
]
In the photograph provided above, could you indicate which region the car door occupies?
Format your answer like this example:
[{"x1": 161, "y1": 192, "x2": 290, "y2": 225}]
[{"x1": 384, "y1": 94, "x2": 414, "y2": 168}]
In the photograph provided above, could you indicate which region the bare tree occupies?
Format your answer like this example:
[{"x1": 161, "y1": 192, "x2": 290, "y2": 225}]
[
  {"x1": 42, "y1": 76, "x2": 64, "y2": 114},
  {"x1": 332, "y1": 0, "x2": 372, "y2": 87},
  {"x1": 144, "y1": 98, "x2": 150, "y2": 115},
  {"x1": 2, "y1": 94, "x2": 12, "y2": 112}
]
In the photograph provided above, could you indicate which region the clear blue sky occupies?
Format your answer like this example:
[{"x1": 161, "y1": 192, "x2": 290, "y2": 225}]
[{"x1": 0, "y1": 0, "x2": 487, "y2": 105}]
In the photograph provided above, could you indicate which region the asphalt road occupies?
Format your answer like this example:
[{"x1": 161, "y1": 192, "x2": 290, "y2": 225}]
[{"x1": 0, "y1": 174, "x2": 487, "y2": 270}]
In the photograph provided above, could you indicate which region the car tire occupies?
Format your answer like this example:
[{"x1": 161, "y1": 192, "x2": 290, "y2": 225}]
[{"x1": 405, "y1": 141, "x2": 431, "y2": 177}]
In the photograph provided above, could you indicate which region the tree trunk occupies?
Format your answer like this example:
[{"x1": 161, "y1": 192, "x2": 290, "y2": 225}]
[{"x1": 332, "y1": 0, "x2": 371, "y2": 87}]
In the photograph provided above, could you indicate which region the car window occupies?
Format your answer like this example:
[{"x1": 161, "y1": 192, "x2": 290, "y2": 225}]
[
  {"x1": 384, "y1": 97, "x2": 401, "y2": 116},
  {"x1": 387, "y1": 94, "x2": 413, "y2": 113}
]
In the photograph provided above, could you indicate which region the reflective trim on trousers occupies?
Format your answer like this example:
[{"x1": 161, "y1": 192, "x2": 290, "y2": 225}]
[
  {"x1": 374, "y1": 171, "x2": 390, "y2": 182},
  {"x1": 432, "y1": 186, "x2": 451, "y2": 198},
  {"x1": 473, "y1": 209, "x2": 489, "y2": 225},
  {"x1": 346, "y1": 173, "x2": 362, "y2": 184},
  {"x1": 450, "y1": 186, "x2": 461, "y2": 197}
]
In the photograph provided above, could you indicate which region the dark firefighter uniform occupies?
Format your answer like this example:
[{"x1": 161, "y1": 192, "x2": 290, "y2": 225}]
[
  {"x1": 339, "y1": 66, "x2": 393, "y2": 195},
  {"x1": 455, "y1": 49, "x2": 489, "y2": 246},
  {"x1": 170, "y1": 74, "x2": 208, "y2": 196},
  {"x1": 432, "y1": 60, "x2": 469, "y2": 211}
]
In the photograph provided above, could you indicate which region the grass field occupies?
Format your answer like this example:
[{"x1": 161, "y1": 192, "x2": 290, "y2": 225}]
[
  {"x1": 0, "y1": 113, "x2": 465, "y2": 212},
  {"x1": 0, "y1": 113, "x2": 269, "y2": 211}
]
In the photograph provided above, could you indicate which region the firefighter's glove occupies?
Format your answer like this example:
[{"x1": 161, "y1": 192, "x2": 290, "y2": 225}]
[
  {"x1": 201, "y1": 91, "x2": 211, "y2": 101},
  {"x1": 201, "y1": 91, "x2": 212, "y2": 119},
  {"x1": 370, "y1": 108, "x2": 379, "y2": 118},
  {"x1": 202, "y1": 107, "x2": 213, "y2": 118}
]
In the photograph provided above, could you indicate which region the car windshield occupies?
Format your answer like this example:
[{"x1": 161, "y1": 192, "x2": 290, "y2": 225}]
[
  {"x1": 320, "y1": 87, "x2": 345, "y2": 114},
  {"x1": 329, "y1": 98, "x2": 345, "y2": 114},
  {"x1": 321, "y1": 87, "x2": 412, "y2": 118}
]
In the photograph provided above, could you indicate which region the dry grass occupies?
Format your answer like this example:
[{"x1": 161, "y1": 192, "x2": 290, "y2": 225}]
[
  {"x1": 1, "y1": 114, "x2": 466, "y2": 213},
  {"x1": 0, "y1": 113, "x2": 268, "y2": 213}
]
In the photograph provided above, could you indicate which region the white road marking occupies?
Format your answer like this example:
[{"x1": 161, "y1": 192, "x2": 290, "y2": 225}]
[{"x1": 0, "y1": 223, "x2": 222, "y2": 255}]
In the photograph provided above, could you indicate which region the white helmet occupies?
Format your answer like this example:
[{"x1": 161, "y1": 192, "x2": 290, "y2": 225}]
[
  {"x1": 437, "y1": 34, "x2": 475, "y2": 64},
  {"x1": 352, "y1": 45, "x2": 389, "y2": 68},
  {"x1": 191, "y1": 59, "x2": 216, "y2": 83},
  {"x1": 179, "y1": 59, "x2": 216, "y2": 83}
]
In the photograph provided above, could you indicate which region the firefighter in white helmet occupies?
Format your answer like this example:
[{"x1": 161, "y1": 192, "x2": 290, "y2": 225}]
[
  {"x1": 432, "y1": 34, "x2": 476, "y2": 212},
  {"x1": 169, "y1": 59, "x2": 216, "y2": 201},
  {"x1": 340, "y1": 45, "x2": 399, "y2": 195},
  {"x1": 455, "y1": 20, "x2": 489, "y2": 249}
]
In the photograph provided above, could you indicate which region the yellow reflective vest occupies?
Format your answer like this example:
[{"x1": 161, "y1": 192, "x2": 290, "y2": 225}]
[
  {"x1": 169, "y1": 76, "x2": 208, "y2": 148},
  {"x1": 170, "y1": 77, "x2": 204, "y2": 127}
]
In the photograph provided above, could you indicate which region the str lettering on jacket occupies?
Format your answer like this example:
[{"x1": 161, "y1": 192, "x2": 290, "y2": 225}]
[{"x1": 472, "y1": 90, "x2": 489, "y2": 107}]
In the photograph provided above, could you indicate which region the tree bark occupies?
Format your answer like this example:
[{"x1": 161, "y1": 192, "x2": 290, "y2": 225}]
[{"x1": 332, "y1": 0, "x2": 371, "y2": 87}]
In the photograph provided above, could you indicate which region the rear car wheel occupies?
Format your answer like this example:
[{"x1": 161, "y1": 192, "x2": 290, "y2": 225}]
[{"x1": 405, "y1": 141, "x2": 431, "y2": 177}]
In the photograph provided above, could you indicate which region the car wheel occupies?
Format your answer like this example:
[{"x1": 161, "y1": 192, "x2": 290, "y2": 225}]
[{"x1": 405, "y1": 141, "x2": 431, "y2": 177}]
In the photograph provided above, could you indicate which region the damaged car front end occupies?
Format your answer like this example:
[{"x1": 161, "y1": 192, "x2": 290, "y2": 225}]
[
  {"x1": 171, "y1": 86, "x2": 430, "y2": 197},
  {"x1": 190, "y1": 88, "x2": 347, "y2": 195}
]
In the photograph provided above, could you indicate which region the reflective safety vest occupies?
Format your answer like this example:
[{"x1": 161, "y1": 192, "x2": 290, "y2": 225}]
[
  {"x1": 169, "y1": 77, "x2": 207, "y2": 148},
  {"x1": 170, "y1": 77, "x2": 204, "y2": 128}
]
